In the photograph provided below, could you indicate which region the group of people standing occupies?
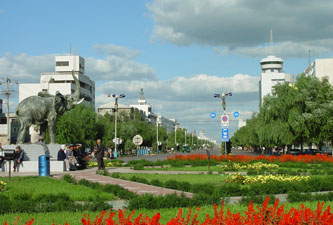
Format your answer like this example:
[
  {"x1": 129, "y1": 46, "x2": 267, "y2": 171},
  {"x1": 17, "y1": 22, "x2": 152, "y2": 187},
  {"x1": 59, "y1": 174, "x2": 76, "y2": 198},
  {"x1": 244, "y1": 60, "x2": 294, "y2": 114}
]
[{"x1": 57, "y1": 143, "x2": 87, "y2": 171}]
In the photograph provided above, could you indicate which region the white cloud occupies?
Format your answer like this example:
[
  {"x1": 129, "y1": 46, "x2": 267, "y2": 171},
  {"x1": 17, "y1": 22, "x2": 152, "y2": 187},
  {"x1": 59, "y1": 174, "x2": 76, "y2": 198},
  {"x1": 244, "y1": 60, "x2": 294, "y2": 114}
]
[
  {"x1": 147, "y1": 0, "x2": 333, "y2": 51},
  {"x1": 98, "y1": 73, "x2": 258, "y2": 103},
  {"x1": 86, "y1": 56, "x2": 157, "y2": 81},
  {"x1": 93, "y1": 43, "x2": 140, "y2": 59},
  {"x1": 215, "y1": 39, "x2": 333, "y2": 58},
  {"x1": 0, "y1": 43, "x2": 158, "y2": 82},
  {"x1": 0, "y1": 53, "x2": 54, "y2": 82},
  {"x1": 86, "y1": 43, "x2": 157, "y2": 81},
  {"x1": 96, "y1": 73, "x2": 259, "y2": 141}
]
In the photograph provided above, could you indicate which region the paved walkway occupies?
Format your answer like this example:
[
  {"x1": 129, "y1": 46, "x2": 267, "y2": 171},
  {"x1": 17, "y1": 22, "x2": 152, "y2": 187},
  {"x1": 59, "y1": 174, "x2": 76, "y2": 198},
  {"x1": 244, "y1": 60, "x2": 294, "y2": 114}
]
[{"x1": 52, "y1": 167, "x2": 194, "y2": 198}]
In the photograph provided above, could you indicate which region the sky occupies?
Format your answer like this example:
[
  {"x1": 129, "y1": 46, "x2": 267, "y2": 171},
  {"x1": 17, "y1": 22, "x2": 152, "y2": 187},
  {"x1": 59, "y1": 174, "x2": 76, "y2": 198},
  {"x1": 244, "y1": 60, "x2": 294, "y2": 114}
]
[{"x1": 1, "y1": 0, "x2": 333, "y2": 142}]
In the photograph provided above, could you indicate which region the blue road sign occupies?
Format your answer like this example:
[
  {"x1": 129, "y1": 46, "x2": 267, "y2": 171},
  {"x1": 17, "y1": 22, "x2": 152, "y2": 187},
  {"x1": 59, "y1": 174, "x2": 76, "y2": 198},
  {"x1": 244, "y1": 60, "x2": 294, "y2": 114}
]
[
  {"x1": 233, "y1": 111, "x2": 240, "y2": 118},
  {"x1": 222, "y1": 127, "x2": 229, "y2": 142},
  {"x1": 210, "y1": 112, "x2": 216, "y2": 118}
]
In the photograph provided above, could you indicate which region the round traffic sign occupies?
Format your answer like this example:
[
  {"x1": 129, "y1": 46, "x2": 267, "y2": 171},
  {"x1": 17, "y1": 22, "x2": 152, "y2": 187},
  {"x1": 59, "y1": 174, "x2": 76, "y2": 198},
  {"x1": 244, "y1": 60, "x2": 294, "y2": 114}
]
[
  {"x1": 222, "y1": 115, "x2": 228, "y2": 122},
  {"x1": 210, "y1": 112, "x2": 216, "y2": 118},
  {"x1": 133, "y1": 135, "x2": 143, "y2": 146},
  {"x1": 233, "y1": 111, "x2": 240, "y2": 118}
]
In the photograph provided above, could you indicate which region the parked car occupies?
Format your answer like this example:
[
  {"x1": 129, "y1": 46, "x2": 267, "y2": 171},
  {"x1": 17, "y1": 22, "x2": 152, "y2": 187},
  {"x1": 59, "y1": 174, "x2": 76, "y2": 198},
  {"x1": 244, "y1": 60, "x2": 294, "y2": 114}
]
[
  {"x1": 320, "y1": 146, "x2": 332, "y2": 156},
  {"x1": 287, "y1": 149, "x2": 302, "y2": 156},
  {"x1": 180, "y1": 145, "x2": 192, "y2": 153}
]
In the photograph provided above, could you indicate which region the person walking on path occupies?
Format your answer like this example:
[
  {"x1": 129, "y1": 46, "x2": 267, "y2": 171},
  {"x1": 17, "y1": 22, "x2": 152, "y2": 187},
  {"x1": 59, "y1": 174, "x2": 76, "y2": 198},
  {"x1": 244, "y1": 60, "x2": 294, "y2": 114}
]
[{"x1": 94, "y1": 139, "x2": 105, "y2": 170}]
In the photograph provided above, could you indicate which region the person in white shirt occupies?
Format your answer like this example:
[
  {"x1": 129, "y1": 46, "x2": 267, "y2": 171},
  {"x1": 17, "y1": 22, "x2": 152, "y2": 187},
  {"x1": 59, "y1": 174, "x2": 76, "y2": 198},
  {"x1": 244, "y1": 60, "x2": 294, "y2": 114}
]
[{"x1": 31, "y1": 127, "x2": 44, "y2": 144}]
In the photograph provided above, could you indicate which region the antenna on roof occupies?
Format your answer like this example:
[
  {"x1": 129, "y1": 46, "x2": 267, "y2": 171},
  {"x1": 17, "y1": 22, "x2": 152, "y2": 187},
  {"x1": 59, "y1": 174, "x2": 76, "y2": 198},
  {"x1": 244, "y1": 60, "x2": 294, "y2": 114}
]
[
  {"x1": 70, "y1": 43, "x2": 72, "y2": 56},
  {"x1": 269, "y1": 29, "x2": 274, "y2": 55}
]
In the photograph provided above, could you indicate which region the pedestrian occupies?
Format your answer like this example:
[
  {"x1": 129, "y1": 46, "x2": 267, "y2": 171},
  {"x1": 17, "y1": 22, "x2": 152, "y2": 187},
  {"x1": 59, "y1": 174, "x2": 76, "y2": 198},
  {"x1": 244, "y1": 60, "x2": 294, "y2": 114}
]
[
  {"x1": 94, "y1": 139, "x2": 105, "y2": 170},
  {"x1": 31, "y1": 127, "x2": 44, "y2": 143},
  {"x1": 57, "y1": 144, "x2": 70, "y2": 171},
  {"x1": 13, "y1": 146, "x2": 24, "y2": 172},
  {"x1": 0, "y1": 143, "x2": 4, "y2": 169}
]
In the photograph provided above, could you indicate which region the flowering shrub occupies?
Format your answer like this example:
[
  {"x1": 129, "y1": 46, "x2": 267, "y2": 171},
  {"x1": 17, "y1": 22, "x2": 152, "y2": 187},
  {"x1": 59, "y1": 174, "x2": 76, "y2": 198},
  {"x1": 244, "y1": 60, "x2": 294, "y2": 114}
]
[
  {"x1": 167, "y1": 154, "x2": 333, "y2": 163},
  {"x1": 219, "y1": 162, "x2": 279, "y2": 170},
  {"x1": 226, "y1": 173, "x2": 310, "y2": 184},
  {"x1": 88, "y1": 161, "x2": 122, "y2": 167},
  {"x1": 6, "y1": 197, "x2": 333, "y2": 224},
  {"x1": 0, "y1": 180, "x2": 7, "y2": 191}
]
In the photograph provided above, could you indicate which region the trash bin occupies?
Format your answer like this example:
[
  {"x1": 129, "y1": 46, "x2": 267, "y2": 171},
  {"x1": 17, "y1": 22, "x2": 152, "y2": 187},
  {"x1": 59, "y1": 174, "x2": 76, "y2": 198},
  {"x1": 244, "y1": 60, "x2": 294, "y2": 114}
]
[{"x1": 38, "y1": 155, "x2": 50, "y2": 176}]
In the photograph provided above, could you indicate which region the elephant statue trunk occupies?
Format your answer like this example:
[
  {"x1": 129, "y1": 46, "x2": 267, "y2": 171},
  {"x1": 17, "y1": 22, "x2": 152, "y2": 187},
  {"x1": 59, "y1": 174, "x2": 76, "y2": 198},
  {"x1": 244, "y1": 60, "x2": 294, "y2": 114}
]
[{"x1": 16, "y1": 71, "x2": 84, "y2": 144}]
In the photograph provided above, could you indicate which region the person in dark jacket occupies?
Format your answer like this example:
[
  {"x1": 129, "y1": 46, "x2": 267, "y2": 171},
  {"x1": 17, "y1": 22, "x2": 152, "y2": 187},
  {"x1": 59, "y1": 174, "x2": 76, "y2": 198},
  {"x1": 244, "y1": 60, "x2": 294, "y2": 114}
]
[
  {"x1": 94, "y1": 139, "x2": 105, "y2": 170},
  {"x1": 14, "y1": 146, "x2": 24, "y2": 172},
  {"x1": 57, "y1": 144, "x2": 70, "y2": 171}
]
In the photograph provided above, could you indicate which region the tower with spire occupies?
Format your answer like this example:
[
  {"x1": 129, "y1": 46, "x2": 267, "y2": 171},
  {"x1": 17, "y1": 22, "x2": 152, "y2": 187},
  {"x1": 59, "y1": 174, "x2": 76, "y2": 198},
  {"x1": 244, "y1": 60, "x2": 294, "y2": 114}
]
[{"x1": 259, "y1": 30, "x2": 294, "y2": 107}]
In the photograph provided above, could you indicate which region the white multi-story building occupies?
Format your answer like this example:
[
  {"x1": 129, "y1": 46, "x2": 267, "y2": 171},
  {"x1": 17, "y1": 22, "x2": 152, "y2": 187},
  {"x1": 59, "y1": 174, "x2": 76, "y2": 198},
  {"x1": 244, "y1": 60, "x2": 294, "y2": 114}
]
[
  {"x1": 131, "y1": 88, "x2": 177, "y2": 133},
  {"x1": 98, "y1": 88, "x2": 177, "y2": 133},
  {"x1": 304, "y1": 58, "x2": 333, "y2": 84},
  {"x1": 19, "y1": 55, "x2": 95, "y2": 107},
  {"x1": 259, "y1": 55, "x2": 294, "y2": 106},
  {"x1": 130, "y1": 88, "x2": 153, "y2": 118},
  {"x1": 97, "y1": 102, "x2": 133, "y2": 116}
]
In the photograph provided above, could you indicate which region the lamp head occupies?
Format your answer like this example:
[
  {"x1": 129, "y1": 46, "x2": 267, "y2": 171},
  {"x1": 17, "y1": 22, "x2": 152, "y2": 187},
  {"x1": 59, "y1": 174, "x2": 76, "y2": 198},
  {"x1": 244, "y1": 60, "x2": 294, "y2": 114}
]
[
  {"x1": 214, "y1": 94, "x2": 220, "y2": 98},
  {"x1": 119, "y1": 94, "x2": 126, "y2": 98}
]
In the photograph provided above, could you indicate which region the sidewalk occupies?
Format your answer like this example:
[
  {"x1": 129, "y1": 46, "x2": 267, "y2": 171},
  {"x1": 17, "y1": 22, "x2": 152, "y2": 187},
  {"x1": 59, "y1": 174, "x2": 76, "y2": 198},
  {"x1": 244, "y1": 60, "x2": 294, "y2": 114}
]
[{"x1": 52, "y1": 167, "x2": 194, "y2": 198}]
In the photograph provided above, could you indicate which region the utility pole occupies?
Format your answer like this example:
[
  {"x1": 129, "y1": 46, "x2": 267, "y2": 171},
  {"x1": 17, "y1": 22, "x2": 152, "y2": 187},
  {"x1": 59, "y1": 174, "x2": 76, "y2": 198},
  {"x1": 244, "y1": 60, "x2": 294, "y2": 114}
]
[{"x1": 0, "y1": 77, "x2": 18, "y2": 144}]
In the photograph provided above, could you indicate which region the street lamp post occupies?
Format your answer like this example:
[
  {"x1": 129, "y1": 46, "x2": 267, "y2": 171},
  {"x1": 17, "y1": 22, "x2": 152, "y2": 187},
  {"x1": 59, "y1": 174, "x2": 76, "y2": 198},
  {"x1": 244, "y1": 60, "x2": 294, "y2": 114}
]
[
  {"x1": 108, "y1": 94, "x2": 125, "y2": 158},
  {"x1": 214, "y1": 92, "x2": 232, "y2": 155}
]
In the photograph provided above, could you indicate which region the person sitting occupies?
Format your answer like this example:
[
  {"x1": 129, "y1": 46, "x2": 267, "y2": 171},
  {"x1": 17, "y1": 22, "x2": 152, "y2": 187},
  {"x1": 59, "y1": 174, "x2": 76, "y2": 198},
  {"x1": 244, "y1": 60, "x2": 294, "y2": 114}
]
[
  {"x1": 66, "y1": 144, "x2": 77, "y2": 170},
  {"x1": 57, "y1": 145, "x2": 70, "y2": 171},
  {"x1": 106, "y1": 148, "x2": 114, "y2": 159},
  {"x1": 13, "y1": 146, "x2": 24, "y2": 172},
  {"x1": 0, "y1": 143, "x2": 4, "y2": 169},
  {"x1": 31, "y1": 127, "x2": 44, "y2": 144}
]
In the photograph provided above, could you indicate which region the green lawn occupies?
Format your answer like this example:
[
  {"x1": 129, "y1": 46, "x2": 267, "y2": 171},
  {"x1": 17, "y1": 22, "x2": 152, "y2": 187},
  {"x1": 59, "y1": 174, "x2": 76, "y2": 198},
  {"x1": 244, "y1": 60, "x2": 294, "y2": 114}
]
[
  {"x1": 1, "y1": 201, "x2": 331, "y2": 225},
  {"x1": 0, "y1": 176, "x2": 114, "y2": 201},
  {"x1": 118, "y1": 173, "x2": 227, "y2": 185}
]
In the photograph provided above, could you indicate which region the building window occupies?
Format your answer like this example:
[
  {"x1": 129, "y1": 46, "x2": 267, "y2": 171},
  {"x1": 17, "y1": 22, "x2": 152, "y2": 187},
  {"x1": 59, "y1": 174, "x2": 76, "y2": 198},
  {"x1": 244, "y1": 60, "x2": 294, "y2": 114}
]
[
  {"x1": 56, "y1": 61, "x2": 69, "y2": 66},
  {"x1": 261, "y1": 61, "x2": 283, "y2": 65}
]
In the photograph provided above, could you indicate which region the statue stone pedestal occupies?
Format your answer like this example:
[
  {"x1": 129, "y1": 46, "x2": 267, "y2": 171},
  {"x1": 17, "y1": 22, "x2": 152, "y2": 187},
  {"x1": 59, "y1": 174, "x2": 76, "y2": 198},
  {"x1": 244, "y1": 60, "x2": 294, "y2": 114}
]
[{"x1": 1, "y1": 143, "x2": 64, "y2": 173}]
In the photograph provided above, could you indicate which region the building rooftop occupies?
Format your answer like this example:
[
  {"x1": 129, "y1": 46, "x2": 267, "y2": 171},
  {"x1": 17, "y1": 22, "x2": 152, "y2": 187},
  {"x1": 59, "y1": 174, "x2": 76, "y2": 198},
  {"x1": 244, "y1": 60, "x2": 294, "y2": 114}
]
[{"x1": 98, "y1": 102, "x2": 132, "y2": 109}]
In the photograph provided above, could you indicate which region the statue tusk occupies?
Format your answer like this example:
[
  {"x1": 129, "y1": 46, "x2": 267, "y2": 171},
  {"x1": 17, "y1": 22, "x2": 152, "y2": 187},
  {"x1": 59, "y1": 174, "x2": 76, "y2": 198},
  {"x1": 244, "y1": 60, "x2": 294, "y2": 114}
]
[{"x1": 76, "y1": 98, "x2": 84, "y2": 104}]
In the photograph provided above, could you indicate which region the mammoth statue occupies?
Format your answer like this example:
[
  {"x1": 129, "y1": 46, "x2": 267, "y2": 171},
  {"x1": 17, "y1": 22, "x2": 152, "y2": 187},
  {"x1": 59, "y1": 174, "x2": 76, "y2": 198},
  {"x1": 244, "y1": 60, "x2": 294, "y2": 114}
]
[{"x1": 16, "y1": 71, "x2": 84, "y2": 144}]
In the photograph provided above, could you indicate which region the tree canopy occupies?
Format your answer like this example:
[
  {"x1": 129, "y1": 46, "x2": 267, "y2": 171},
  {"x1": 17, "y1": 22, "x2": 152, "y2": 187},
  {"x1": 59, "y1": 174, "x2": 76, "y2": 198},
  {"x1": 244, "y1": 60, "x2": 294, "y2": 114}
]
[{"x1": 232, "y1": 74, "x2": 333, "y2": 150}]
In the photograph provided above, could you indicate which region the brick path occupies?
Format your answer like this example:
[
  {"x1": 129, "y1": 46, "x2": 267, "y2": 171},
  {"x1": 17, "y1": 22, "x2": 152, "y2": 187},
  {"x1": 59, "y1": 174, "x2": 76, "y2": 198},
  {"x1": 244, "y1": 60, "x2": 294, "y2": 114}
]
[{"x1": 53, "y1": 167, "x2": 193, "y2": 198}]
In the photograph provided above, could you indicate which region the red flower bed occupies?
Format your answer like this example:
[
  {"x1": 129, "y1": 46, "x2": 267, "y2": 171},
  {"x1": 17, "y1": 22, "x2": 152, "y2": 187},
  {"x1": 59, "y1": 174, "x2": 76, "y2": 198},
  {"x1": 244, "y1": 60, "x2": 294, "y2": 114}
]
[
  {"x1": 166, "y1": 154, "x2": 333, "y2": 163},
  {"x1": 4, "y1": 197, "x2": 333, "y2": 224}
]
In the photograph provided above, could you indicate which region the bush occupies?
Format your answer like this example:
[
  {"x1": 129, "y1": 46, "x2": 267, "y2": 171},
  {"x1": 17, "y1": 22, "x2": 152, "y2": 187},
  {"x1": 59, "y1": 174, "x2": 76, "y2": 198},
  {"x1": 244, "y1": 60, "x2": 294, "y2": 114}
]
[
  {"x1": 241, "y1": 194, "x2": 276, "y2": 205},
  {"x1": 62, "y1": 174, "x2": 77, "y2": 184}
]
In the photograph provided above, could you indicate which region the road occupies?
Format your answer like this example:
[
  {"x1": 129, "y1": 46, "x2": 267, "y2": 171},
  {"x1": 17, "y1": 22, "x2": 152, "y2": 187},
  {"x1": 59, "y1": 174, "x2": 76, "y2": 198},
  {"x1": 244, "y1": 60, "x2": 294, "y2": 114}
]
[{"x1": 117, "y1": 147, "x2": 262, "y2": 163}]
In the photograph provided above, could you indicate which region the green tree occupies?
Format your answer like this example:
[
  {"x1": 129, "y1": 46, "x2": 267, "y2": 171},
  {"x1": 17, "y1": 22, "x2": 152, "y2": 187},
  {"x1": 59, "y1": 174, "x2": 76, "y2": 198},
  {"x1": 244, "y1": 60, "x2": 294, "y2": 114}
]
[{"x1": 56, "y1": 105, "x2": 97, "y2": 146}]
